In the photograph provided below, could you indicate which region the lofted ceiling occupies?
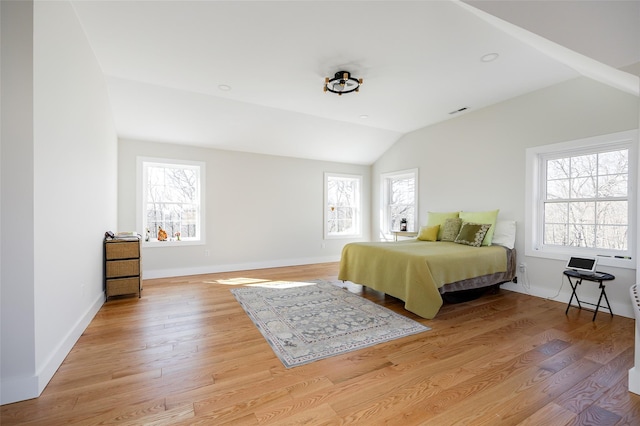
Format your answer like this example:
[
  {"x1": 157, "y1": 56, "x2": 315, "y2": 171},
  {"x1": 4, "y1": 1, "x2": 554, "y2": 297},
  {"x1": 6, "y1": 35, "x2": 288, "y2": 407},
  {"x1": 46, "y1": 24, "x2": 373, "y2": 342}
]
[{"x1": 70, "y1": 0, "x2": 640, "y2": 165}]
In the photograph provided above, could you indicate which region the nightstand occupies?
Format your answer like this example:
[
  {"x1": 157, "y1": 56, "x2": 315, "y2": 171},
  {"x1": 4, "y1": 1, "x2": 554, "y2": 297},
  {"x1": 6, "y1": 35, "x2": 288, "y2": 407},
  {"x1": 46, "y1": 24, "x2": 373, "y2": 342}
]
[{"x1": 392, "y1": 231, "x2": 418, "y2": 241}]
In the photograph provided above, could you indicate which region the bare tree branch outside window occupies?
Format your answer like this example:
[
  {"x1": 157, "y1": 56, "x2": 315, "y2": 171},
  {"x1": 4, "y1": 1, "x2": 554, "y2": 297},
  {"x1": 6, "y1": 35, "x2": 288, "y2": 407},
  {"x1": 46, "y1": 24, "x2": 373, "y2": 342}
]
[
  {"x1": 543, "y1": 148, "x2": 628, "y2": 251},
  {"x1": 326, "y1": 174, "x2": 361, "y2": 236},
  {"x1": 388, "y1": 176, "x2": 416, "y2": 232},
  {"x1": 144, "y1": 162, "x2": 201, "y2": 241}
]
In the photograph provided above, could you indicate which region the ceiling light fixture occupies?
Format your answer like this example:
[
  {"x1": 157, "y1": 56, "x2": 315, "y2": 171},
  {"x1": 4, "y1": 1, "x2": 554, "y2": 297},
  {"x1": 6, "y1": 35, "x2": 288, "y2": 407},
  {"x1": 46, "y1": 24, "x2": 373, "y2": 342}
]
[
  {"x1": 324, "y1": 71, "x2": 363, "y2": 95},
  {"x1": 218, "y1": 84, "x2": 231, "y2": 91}
]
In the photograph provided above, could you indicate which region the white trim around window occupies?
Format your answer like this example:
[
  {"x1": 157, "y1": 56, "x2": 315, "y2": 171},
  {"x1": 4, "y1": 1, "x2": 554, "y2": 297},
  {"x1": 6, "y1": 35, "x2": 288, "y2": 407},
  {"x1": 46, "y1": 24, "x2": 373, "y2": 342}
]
[
  {"x1": 381, "y1": 168, "x2": 419, "y2": 237},
  {"x1": 525, "y1": 130, "x2": 638, "y2": 269},
  {"x1": 324, "y1": 172, "x2": 363, "y2": 239},
  {"x1": 137, "y1": 157, "x2": 206, "y2": 247}
]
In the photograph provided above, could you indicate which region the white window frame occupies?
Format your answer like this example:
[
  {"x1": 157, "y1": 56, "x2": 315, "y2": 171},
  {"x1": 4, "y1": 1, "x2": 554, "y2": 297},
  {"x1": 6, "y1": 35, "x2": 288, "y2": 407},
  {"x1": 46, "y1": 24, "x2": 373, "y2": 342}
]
[
  {"x1": 525, "y1": 130, "x2": 637, "y2": 269},
  {"x1": 137, "y1": 157, "x2": 206, "y2": 247},
  {"x1": 381, "y1": 168, "x2": 419, "y2": 237},
  {"x1": 324, "y1": 172, "x2": 363, "y2": 239}
]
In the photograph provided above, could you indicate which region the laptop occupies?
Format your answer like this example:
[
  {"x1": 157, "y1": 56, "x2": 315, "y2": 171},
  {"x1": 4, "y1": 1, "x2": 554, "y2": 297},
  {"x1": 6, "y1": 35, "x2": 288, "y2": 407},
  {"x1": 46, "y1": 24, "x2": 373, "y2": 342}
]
[{"x1": 565, "y1": 256, "x2": 598, "y2": 275}]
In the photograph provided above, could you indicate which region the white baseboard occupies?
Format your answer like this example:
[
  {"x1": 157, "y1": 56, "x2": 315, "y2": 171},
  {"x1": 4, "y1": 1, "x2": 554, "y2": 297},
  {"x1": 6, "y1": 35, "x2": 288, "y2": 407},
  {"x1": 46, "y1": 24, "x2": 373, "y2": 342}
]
[
  {"x1": 142, "y1": 255, "x2": 341, "y2": 280},
  {"x1": 501, "y1": 282, "x2": 634, "y2": 319},
  {"x1": 0, "y1": 292, "x2": 105, "y2": 405}
]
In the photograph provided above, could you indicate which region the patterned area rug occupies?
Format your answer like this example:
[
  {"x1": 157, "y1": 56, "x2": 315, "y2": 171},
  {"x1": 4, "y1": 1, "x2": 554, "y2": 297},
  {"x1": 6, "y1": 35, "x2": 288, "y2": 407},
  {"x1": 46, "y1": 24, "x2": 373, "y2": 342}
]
[{"x1": 230, "y1": 281, "x2": 430, "y2": 368}]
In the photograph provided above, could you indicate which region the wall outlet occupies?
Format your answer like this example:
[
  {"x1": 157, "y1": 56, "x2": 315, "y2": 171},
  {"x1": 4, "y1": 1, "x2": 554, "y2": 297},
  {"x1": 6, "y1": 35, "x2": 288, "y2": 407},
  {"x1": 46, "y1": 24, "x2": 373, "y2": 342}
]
[
  {"x1": 204, "y1": 250, "x2": 210, "y2": 257},
  {"x1": 518, "y1": 263, "x2": 527, "y2": 273}
]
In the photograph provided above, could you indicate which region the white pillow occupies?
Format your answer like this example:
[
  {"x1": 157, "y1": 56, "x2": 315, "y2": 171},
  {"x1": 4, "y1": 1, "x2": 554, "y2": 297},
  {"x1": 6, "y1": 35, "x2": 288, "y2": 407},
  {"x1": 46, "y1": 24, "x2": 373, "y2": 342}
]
[{"x1": 491, "y1": 220, "x2": 516, "y2": 249}]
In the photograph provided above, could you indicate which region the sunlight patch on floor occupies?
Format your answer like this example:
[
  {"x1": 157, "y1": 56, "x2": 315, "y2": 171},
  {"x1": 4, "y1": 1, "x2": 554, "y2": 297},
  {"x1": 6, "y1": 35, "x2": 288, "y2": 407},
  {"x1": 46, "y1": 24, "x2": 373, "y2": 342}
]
[
  {"x1": 209, "y1": 277, "x2": 270, "y2": 285},
  {"x1": 246, "y1": 280, "x2": 317, "y2": 289},
  {"x1": 209, "y1": 277, "x2": 318, "y2": 288}
]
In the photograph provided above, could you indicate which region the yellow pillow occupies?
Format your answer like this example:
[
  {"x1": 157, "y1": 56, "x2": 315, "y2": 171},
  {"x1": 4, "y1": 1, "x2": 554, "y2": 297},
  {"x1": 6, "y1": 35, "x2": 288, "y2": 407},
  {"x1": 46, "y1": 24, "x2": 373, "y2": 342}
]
[
  {"x1": 459, "y1": 209, "x2": 499, "y2": 246},
  {"x1": 417, "y1": 225, "x2": 439, "y2": 241},
  {"x1": 426, "y1": 211, "x2": 459, "y2": 240}
]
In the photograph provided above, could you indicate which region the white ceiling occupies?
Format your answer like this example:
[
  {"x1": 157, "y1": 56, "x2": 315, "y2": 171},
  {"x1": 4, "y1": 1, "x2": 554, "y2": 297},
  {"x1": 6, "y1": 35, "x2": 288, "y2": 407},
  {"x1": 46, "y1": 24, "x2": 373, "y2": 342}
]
[{"x1": 71, "y1": 0, "x2": 640, "y2": 165}]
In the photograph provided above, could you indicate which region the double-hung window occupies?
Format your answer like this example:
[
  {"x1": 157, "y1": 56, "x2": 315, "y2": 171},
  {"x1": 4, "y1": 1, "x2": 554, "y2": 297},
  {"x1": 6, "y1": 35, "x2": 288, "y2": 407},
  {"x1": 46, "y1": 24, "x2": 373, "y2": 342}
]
[
  {"x1": 138, "y1": 157, "x2": 205, "y2": 245},
  {"x1": 381, "y1": 168, "x2": 418, "y2": 235},
  {"x1": 526, "y1": 130, "x2": 637, "y2": 266},
  {"x1": 324, "y1": 172, "x2": 362, "y2": 239}
]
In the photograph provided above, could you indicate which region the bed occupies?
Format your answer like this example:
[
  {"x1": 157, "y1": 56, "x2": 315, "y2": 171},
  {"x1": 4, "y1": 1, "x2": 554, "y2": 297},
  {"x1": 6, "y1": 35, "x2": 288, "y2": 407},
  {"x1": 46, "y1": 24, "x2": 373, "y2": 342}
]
[{"x1": 338, "y1": 216, "x2": 517, "y2": 319}]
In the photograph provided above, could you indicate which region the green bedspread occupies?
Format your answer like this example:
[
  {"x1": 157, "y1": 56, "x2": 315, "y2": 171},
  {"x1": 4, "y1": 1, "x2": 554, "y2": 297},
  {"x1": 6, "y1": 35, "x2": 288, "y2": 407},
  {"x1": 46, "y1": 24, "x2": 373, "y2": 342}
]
[{"x1": 338, "y1": 240, "x2": 508, "y2": 319}]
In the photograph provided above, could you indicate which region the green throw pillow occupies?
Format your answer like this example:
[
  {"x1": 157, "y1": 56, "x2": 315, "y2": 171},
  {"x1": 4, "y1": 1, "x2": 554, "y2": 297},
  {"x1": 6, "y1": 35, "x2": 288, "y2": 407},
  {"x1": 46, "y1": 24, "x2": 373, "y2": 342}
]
[
  {"x1": 459, "y1": 209, "x2": 499, "y2": 245},
  {"x1": 440, "y1": 218, "x2": 462, "y2": 241},
  {"x1": 426, "y1": 211, "x2": 460, "y2": 240},
  {"x1": 454, "y1": 223, "x2": 492, "y2": 247}
]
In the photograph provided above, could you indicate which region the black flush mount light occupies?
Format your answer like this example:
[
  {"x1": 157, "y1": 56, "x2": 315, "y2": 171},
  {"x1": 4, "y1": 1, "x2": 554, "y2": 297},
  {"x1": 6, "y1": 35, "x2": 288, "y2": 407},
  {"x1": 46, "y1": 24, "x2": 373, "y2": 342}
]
[{"x1": 324, "y1": 71, "x2": 363, "y2": 95}]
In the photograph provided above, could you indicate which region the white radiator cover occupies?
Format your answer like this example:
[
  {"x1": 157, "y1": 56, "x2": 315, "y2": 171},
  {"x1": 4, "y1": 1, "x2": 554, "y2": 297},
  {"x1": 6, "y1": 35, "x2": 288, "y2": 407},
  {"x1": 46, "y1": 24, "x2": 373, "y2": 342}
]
[{"x1": 629, "y1": 285, "x2": 640, "y2": 395}]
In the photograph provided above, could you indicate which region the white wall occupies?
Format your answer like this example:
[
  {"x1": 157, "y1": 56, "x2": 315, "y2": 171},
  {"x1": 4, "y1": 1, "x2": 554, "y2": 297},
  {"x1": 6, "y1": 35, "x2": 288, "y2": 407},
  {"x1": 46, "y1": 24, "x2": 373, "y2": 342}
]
[
  {"x1": 0, "y1": 1, "x2": 118, "y2": 404},
  {"x1": 372, "y1": 75, "x2": 639, "y2": 318},
  {"x1": 118, "y1": 139, "x2": 370, "y2": 278},
  {"x1": 630, "y1": 60, "x2": 640, "y2": 395},
  {"x1": 1, "y1": 0, "x2": 37, "y2": 404}
]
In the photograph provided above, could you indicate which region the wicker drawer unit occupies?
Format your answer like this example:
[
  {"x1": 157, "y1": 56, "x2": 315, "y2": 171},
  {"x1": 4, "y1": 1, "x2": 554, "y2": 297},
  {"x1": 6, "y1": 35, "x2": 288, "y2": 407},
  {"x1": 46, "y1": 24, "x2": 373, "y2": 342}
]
[
  {"x1": 106, "y1": 277, "x2": 140, "y2": 298},
  {"x1": 106, "y1": 259, "x2": 140, "y2": 278},
  {"x1": 104, "y1": 236, "x2": 141, "y2": 299}
]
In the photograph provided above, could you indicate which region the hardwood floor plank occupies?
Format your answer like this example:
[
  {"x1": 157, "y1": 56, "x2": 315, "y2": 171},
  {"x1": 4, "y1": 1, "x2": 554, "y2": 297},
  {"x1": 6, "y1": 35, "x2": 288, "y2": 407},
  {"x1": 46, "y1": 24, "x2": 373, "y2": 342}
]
[
  {"x1": 555, "y1": 347, "x2": 634, "y2": 414},
  {"x1": 516, "y1": 402, "x2": 576, "y2": 426},
  {"x1": 404, "y1": 357, "x2": 602, "y2": 425},
  {"x1": 351, "y1": 344, "x2": 562, "y2": 424},
  {"x1": 66, "y1": 398, "x2": 170, "y2": 426},
  {"x1": 2, "y1": 262, "x2": 640, "y2": 425},
  {"x1": 164, "y1": 371, "x2": 272, "y2": 411},
  {"x1": 256, "y1": 402, "x2": 339, "y2": 425},
  {"x1": 592, "y1": 376, "x2": 640, "y2": 425},
  {"x1": 193, "y1": 387, "x2": 292, "y2": 423},
  {"x1": 568, "y1": 404, "x2": 622, "y2": 426},
  {"x1": 466, "y1": 359, "x2": 604, "y2": 425}
]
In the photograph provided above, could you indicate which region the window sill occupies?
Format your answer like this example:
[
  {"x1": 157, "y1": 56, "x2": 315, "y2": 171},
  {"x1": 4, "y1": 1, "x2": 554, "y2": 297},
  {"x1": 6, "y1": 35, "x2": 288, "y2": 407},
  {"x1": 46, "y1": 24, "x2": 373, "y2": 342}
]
[
  {"x1": 143, "y1": 240, "x2": 204, "y2": 248},
  {"x1": 324, "y1": 234, "x2": 363, "y2": 240},
  {"x1": 525, "y1": 247, "x2": 635, "y2": 270}
]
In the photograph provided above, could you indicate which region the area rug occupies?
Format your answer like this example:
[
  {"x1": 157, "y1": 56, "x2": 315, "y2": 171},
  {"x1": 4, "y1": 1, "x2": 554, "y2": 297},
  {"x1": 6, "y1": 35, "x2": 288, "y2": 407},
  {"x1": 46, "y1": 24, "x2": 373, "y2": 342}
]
[{"x1": 230, "y1": 281, "x2": 430, "y2": 368}]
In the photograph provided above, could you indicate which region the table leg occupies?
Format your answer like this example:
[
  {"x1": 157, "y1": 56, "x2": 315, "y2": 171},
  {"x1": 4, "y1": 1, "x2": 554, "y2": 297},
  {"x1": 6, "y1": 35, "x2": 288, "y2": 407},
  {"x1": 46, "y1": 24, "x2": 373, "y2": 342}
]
[
  {"x1": 565, "y1": 278, "x2": 582, "y2": 314},
  {"x1": 593, "y1": 287, "x2": 603, "y2": 321},
  {"x1": 589, "y1": 281, "x2": 613, "y2": 321}
]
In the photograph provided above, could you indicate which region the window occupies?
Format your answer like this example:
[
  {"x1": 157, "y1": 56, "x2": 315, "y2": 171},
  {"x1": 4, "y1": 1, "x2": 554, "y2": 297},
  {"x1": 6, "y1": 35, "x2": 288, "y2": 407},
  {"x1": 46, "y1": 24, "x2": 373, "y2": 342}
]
[
  {"x1": 381, "y1": 169, "x2": 418, "y2": 235},
  {"x1": 526, "y1": 130, "x2": 637, "y2": 266},
  {"x1": 138, "y1": 158, "x2": 205, "y2": 245},
  {"x1": 324, "y1": 173, "x2": 362, "y2": 238}
]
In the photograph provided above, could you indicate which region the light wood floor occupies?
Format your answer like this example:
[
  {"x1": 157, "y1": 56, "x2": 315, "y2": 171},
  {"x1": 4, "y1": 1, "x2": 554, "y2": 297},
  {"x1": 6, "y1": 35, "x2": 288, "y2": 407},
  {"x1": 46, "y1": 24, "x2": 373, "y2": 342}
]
[{"x1": 2, "y1": 262, "x2": 640, "y2": 425}]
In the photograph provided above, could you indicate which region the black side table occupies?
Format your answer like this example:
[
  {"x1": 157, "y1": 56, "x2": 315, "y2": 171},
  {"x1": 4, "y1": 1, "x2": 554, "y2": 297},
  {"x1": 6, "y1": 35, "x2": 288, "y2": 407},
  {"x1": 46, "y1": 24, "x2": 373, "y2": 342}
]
[{"x1": 563, "y1": 269, "x2": 615, "y2": 321}]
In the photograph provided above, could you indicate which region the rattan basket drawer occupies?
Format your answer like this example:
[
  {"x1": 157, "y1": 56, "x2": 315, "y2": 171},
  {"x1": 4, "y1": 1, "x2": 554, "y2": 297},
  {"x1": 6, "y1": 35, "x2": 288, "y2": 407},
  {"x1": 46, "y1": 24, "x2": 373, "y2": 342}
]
[
  {"x1": 106, "y1": 259, "x2": 140, "y2": 278},
  {"x1": 105, "y1": 241, "x2": 139, "y2": 260},
  {"x1": 106, "y1": 277, "x2": 140, "y2": 297}
]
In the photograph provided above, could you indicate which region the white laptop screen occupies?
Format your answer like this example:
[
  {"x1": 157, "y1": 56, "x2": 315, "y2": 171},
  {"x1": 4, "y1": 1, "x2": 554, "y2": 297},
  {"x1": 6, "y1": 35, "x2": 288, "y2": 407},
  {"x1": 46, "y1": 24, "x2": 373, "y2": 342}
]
[{"x1": 566, "y1": 256, "x2": 597, "y2": 274}]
